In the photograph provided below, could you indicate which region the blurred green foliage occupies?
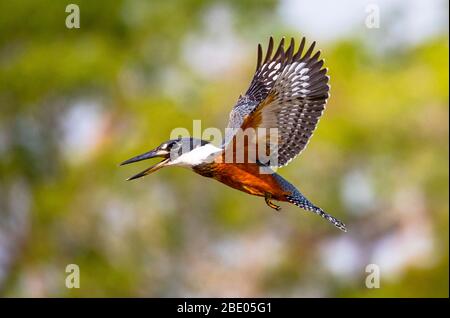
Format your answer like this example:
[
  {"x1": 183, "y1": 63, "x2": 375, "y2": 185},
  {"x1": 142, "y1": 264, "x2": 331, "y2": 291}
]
[{"x1": 0, "y1": 0, "x2": 448, "y2": 297}]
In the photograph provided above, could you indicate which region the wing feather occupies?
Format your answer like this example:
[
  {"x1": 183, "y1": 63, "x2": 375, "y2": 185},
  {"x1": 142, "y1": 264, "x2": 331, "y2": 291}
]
[{"x1": 224, "y1": 37, "x2": 329, "y2": 167}]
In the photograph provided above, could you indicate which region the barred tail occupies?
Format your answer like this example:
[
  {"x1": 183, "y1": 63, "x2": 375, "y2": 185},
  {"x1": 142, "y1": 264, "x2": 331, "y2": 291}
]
[{"x1": 286, "y1": 194, "x2": 347, "y2": 232}]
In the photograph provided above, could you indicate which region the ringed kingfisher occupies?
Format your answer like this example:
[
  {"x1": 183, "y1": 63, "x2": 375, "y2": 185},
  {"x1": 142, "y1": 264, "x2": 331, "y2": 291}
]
[{"x1": 121, "y1": 37, "x2": 347, "y2": 232}]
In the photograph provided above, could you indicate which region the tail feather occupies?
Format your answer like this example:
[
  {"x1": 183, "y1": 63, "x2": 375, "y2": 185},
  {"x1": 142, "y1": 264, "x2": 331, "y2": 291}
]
[{"x1": 286, "y1": 195, "x2": 347, "y2": 232}]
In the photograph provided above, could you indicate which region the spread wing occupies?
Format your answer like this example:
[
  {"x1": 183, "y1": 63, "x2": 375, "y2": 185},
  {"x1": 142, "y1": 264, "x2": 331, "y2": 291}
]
[{"x1": 224, "y1": 37, "x2": 329, "y2": 167}]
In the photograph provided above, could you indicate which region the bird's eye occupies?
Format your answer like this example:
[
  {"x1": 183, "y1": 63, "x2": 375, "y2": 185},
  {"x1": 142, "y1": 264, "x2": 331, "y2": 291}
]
[{"x1": 161, "y1": 141, "x2": 178, "y2": 151}]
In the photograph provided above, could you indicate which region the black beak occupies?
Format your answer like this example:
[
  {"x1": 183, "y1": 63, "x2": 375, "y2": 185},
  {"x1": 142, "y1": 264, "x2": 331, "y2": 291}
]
[
  {"x1": 120, "y1": 149, "x2": 161, "y2": 166},
  {"x1": 120, "y1": 149, "x2": 170, "y2": 180}
]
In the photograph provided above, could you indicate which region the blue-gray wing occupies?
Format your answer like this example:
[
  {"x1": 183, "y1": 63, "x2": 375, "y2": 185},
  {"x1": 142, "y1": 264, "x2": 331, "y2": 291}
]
[{"x1": 224, "y1": 37, "x2": 330, "y2": 167}]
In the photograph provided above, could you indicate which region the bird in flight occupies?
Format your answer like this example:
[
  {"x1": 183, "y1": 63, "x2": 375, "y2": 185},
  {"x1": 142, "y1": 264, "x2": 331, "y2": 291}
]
[{"x1": 121, "y1": 37, "x2": 346, "y2": 232}]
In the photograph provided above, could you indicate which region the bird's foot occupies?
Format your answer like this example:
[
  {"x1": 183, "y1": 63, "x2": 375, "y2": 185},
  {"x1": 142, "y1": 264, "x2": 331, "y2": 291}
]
[{"x1": 265, "y1": 193, "x2": 281, "y2": 211}]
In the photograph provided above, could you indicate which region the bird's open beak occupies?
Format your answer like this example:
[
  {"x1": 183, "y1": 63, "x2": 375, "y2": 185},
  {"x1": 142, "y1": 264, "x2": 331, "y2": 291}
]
[{"x1": 120, "y1": 149, "x2": 170, "y2": 180}]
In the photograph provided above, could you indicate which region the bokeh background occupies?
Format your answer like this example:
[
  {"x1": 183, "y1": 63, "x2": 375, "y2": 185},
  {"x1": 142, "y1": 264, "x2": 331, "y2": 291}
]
[{"x1": 0, "y1": 0, "x2": 448, "y2": 297}]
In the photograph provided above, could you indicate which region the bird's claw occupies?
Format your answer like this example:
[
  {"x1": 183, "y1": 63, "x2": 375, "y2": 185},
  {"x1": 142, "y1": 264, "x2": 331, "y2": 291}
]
[{"x1": 265, "y1": 194, "x2": 281, "y2": 211}]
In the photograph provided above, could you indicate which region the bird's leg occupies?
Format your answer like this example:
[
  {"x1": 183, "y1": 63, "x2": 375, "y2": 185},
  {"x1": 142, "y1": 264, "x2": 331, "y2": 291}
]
[{"x1": 265, "y1": 193, "x2": 281, "y2": 211}]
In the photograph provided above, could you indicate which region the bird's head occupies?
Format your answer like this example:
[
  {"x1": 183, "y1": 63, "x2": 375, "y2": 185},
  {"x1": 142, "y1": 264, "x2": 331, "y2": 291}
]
[{"x1": 120, "y1": 137, "x2": 217, "y2": 180}]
